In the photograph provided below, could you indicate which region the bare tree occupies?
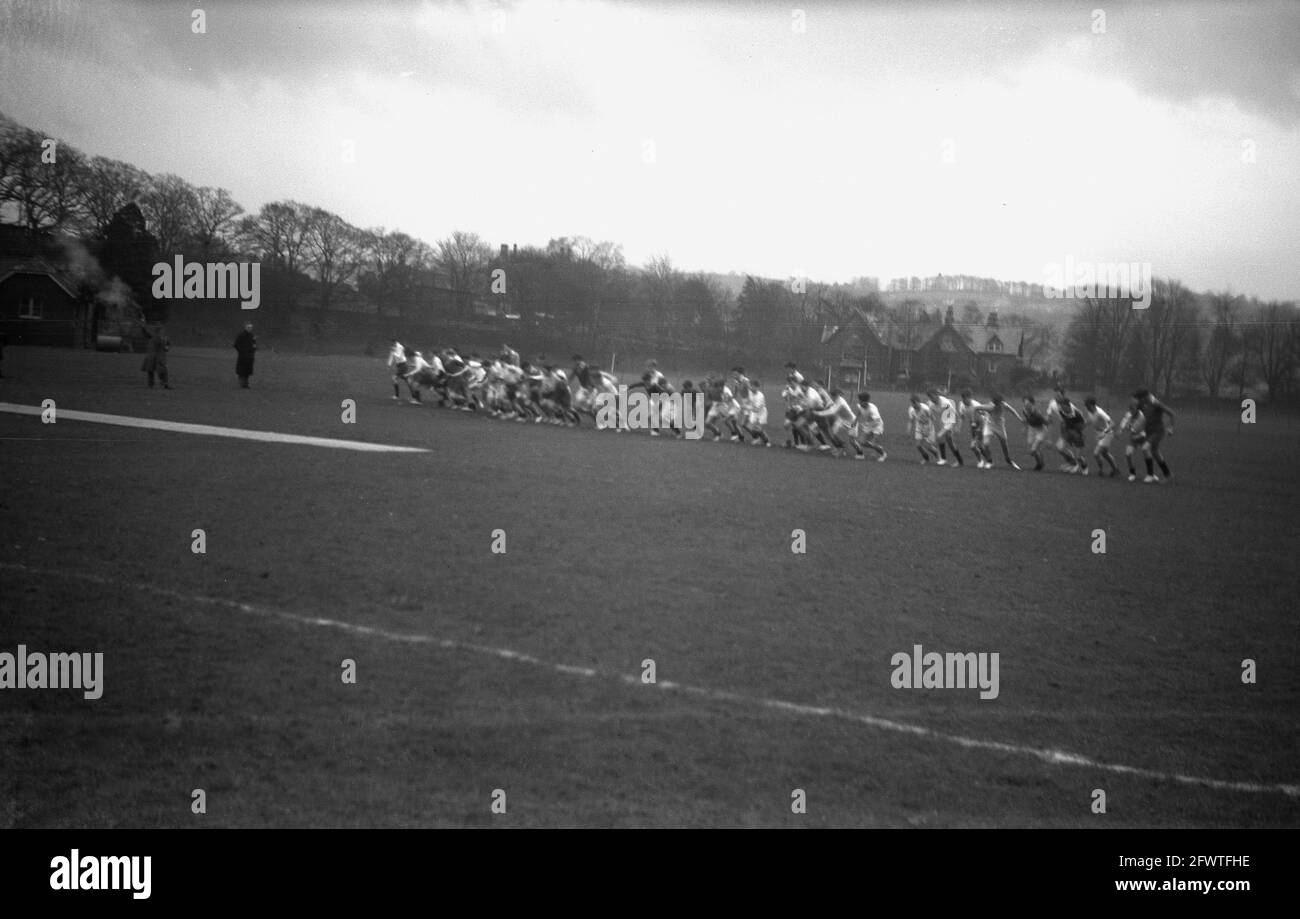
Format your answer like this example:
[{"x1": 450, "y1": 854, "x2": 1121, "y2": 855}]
[
  {"x1": 642, "y1": 253, "x2": 679, "y2": 352},
  {"x1": 1201, "y1": 291, "x2": 1241, "y2": 398},
  {"x1": 188, "y1": 186, "x2": 245, "y2": 259},
  {"x1": 1065, "y1": 295, "x2": 1136, "y2": 388},
  {"x1": 239, "y1": 200, "x2": 314, "y2": 311},
  {"x1": 140, "y1": 173, "x2": 200, "y2": 258},
  {"x1": 360, "y1": 228, "x2": 419, "y2": 316},
  {"x1": 304, "y1": 207, "x2": 364, "y2": 310},
  {"x1": 241, "y1": 201, "x2": 312, "y2": 272},
  {"x1": 78, "y1": 156, "x2": 150, "y2": 238},
  {"x1": 1244, "y1": 299, "x2": 1300, "y2": 399},
  {"x1": 1138, "y1": 278, "x2": 1199, "y2": 396},
  {"x1": 570, "y1": 238, "x2": 624, "y2": 346},
  {"x1": 0, "y1": 120, "x2": 86, "y2": 234},
  {"x1": 30, "y1": 142, "x2": 86, "y2": 234},
  {"x1": 436, "y1": 230, "x2": 492, "y2": 326},
  {"x1": 0, "y1": 119, "x2": 44, "y2": 230}
]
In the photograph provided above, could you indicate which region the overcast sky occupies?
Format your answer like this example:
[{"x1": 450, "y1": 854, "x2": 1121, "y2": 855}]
[{"x1": 2, "y1": 0, "x2": 1298, "y2": 299}]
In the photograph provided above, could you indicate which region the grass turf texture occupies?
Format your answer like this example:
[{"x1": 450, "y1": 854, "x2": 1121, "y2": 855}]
[{"x1": 1, "y1": 345, "x2": 1297, "y2": 827}]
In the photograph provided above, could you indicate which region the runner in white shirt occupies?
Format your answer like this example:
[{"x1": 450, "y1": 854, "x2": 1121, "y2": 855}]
[
  {"x1": 927, "y1": 388, "x2": 963, "y2": 467},
  {"x1": 740, "y1": 379, "x2": 771, "y2": 446},
  {"x1": 481, "y1": 357, "x2": 508, "y2": 416},
  {"x1": 970, "y1": 394, "x2": 1023, "y2": 470},
  {"x1": 853, "y1": 393, "x2": 887, "y2": 461},
  {"x1": 405, "y1": 349, "x2": 445, "y2": 404},
  {"x1": 781, "y1": 378, "x2": 809, "y2": 448},
  {"x1": 386, "y1": 340, "x2": 409, "y2": 401},
  {"x1": 907, "y1": 394, "x2": 940, "y2": 464},
  {"x1": 802, "y1": 383, "x2": 831, "y2": 451},
  {"x1": 1083, "y1": 397, "x2": 1120, "y2": 477},
  {"x1": 704, "y1": 375, "x2": 739, "y2": 442},
  {"x1": 813, "y1": 389, "x2": 858, "y2": 456},
  {"x1": 403, "y1": 350, "x2": 431, "y2": 404},
  {"x1": 498, "y1": 359, "x2": 526, "y2": 420},
  {"x1": 958, "y1": 389, "x2": 992, "y2": 467}
]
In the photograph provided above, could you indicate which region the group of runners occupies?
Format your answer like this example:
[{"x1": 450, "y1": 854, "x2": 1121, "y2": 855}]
[
  {"x1": 900, "y1": 385, "x2": 1174, "y2": 482},
  {"x1": 384, "y1": 341, "x2": 1175, "y2": 483}
]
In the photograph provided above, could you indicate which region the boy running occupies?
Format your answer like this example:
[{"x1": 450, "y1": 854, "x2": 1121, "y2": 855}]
[
  {"x1": 958, "y1": 389, "x2": 991, "y2": 467},
  {"x1": 927, "y1": 388, "x2": 963, "y2": 467},
  {"x1": 1135, "y1": 388, "x2": 1176, "y2": 483},
  {"x1": 908, "y1": 394, "x2": 940, "y2": 464},
  {"x1": 1083, "y1": 397, "x2": 1120, "y2": 477},
  {"x1": 704, "y1": 375, "x2": 739, "y2": 442},
  {"x1": 387, "y1": 340, "x2": 410, "y2": 400},
  {"x1": 403, "y1": 350, "x2": 432, "y2": 403},
  {"x1": 801, "y1": 382, "x2": 831, "y2": 450},
  {"x1": 814, "y1": 388, "x2": 858, "y2": 456},
  {"x1": 1045, "y1": 387, "x2": 1085, "y2": 473},
  {"x1": 1021, "y1": 396, "x2": 1049, "y2": 470},
  {"x1": 741, "y1": 379, "x2": 771, "y2": 446},
  {"x1": 854, "y1": 393, "x2": 887, "y2": 461},
  {"x1": 972, "y1": 394, "x2": 1022, "y2": 470},
  {"x1": 1118, "y1": 398, "x2": 1144, "y2": 480},
  {"x1": 781, "y1": 377, "x2": 810, "y2": 448}
]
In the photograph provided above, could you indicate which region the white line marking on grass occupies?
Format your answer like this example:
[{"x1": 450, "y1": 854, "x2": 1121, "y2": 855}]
[
  {"x1": 7, "y1": 561, "x2": 1295, "y2": 799},
  {"x1": 0, "y1": 403, "x2": 427, "y2": 453}
]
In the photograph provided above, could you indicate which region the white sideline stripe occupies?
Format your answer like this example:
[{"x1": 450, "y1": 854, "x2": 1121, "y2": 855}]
[
  {"x1": 6, "y1": 562, "x2": 1295, "y2": 799},
  {"x1": 0, "y1": 403, "x2": 427, "y2": 453}
]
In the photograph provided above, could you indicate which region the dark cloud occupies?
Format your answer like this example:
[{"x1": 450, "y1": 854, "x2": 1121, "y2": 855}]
[
  {"x1": 6, "y1": 1, "x2": 1295, "y2": 123},
  {"x1": 1088, "y1": 2, "x2": 1300, "y2": 125},
  {"x1": 2, "y1": 0, "x2": 599, "y2": 122}
]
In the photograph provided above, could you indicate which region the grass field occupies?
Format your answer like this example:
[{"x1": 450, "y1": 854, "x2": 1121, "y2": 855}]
[{"x1": 1, "y1": 344, "x2": 1298, "y2": 827}]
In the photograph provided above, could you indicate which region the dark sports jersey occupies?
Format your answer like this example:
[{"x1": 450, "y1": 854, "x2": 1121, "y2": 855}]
[
  {"x1": 1060, "y1": 403, "x2": 1085, "y2": 430},
  {"x1": 1139, "y1": 400, "x2": 1168, "y2": 433},
  {"x1": 1024, "y1": 407, "x2": 1046, "y2": 428},
  {"x1": 574, "y1": 364, "x2": 593, "y2": 387}
]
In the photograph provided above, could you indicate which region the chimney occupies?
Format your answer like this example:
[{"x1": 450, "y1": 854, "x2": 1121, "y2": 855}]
[
  {"x1": 512, "y1": 244, "x2": 518, "y2": 257},
  {"x1": 944, "y1": 305, "x2": 954, "y2": 326},
  {"x1": 500, "y1": 244, "x2": 508, "y2": 259},
  {"x1": 987, "y1": 309, "x2": 999, "y2": 328}
]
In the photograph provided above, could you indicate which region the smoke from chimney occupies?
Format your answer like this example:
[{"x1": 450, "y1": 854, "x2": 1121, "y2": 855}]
[{"x1": 57, "y1": 236, "x2": 138, "y2": 318}]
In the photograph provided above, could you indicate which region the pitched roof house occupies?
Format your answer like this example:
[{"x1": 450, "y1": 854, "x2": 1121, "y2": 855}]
[
  {"x1": 821, "y1": 304, "x2": 1025, "y2": 390},
  {"x1": 0, "y1": 257, "x2": 88, "y2": 347}
]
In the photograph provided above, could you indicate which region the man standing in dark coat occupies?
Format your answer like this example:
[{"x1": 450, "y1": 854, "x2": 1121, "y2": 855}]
[
  {"x1": 141, "y1": 321, "x2": 171, "y2": 389},
  {"x1": 234, "y1": 322, "x2": 257, "y2": 389}
]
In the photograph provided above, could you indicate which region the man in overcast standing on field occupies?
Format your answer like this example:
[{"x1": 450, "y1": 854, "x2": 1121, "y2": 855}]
[
  {"x1": 234, "y1": 321, "x2": 257, "y2": 389},
  {"x1": 140, "y1": 321, "x2": 171, "y2": 389}
]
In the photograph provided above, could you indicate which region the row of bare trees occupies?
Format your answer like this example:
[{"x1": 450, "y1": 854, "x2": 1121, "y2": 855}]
[
  {"x1": 6, "y1": 110, "x2": 1296, "y2": 383},
  {"x1": 1062, "y1": 279, "x2": 1300, "y2": 399},
  {"x1": 886, "y1": 274, "x2": 1047, "y2": 298},
  {"x1": 0, "y1": 110, "x2": 1060, "y2": 366},
  {"x1": 1, "y1": 110, "x2": 1032, "y2": 367},
  {"x1": 0, "y1": 113, "x2": 507, "y2": 322}
]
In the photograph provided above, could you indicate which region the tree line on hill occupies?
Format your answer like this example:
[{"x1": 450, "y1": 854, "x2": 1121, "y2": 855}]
[
  {"x1": 1061, "y1": 284, "x2": 1299, "y2": 400},
  {"x1": 2, "y1": 110, "x2": 1297, "y2": 397}
]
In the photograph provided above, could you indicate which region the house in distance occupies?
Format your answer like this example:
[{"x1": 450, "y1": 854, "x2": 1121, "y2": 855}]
[{"x1": 821, "y1": 304, "x2": 1026, "y2": 391}]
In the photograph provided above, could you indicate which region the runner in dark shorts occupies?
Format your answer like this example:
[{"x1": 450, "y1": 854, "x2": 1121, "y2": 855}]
[{"x1": 1135, "y1": 388, "x2": 1175, "y2": 482}]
